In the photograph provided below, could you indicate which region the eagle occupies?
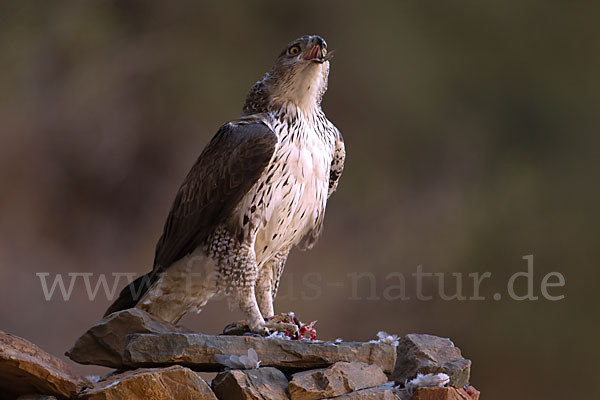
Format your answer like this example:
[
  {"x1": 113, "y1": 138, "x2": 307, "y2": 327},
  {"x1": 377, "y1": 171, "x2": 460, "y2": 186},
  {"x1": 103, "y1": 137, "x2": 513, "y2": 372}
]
[{"x1": 105, "y1": 35, "x2": 345, "y2": 335}]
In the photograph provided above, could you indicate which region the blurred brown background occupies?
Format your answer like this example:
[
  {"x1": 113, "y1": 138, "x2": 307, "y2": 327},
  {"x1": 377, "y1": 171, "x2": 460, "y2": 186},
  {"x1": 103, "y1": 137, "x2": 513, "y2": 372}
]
[{"x1": 1, "y1": 1, "x2": 598, "y2": 399}]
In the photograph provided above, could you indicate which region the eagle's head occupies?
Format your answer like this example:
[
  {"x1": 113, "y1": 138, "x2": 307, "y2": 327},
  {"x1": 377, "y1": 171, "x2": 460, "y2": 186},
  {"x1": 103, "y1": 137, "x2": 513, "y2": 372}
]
[{"x1": 243, "y1": 35, "x2": 333, "y2": 116}]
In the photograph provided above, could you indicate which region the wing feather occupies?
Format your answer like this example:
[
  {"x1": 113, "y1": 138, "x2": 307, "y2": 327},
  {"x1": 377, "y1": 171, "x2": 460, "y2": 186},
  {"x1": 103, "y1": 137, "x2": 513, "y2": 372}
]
[{"x1": 152, "y1": 121, "x2": 277, "y2": 271}]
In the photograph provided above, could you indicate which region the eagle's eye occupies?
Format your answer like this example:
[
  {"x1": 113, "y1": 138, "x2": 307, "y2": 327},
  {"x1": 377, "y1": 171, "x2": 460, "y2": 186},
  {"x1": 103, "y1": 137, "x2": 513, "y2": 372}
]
[{"x1": 288, "y1": 45, "x2": 301, "y2": 56}]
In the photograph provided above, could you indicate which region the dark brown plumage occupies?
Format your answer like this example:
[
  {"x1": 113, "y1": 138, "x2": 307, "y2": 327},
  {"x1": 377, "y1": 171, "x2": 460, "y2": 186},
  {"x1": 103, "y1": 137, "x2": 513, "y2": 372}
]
[
  {"x1": 105, "y1": 119, "x2": 277, "y2": 316},
  {"x1": 153, "y1": 119, "x2": 277, "y2": 270}
]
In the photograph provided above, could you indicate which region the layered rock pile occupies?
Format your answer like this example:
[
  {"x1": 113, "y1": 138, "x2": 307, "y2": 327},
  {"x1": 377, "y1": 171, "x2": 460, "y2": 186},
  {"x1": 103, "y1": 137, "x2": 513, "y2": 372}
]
[{"x1": 0, "y1": 310, "x2": 479, "y2": 399}]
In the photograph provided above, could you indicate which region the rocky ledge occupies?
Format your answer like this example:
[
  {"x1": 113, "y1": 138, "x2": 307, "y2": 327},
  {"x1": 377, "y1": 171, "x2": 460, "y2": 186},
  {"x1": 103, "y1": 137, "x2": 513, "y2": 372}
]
[
  {"x1": 67, "y1": 310, "x2": 395, "y2": 373},
  {"x1": 0, "y1": 310, "x2": 480, "y2": 399}
]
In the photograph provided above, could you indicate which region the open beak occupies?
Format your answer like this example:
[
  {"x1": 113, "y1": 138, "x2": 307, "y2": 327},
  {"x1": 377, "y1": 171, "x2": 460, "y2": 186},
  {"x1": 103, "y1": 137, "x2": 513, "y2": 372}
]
[{"x1": 303, "y1": 45, "x2": 333, "y2": 63}]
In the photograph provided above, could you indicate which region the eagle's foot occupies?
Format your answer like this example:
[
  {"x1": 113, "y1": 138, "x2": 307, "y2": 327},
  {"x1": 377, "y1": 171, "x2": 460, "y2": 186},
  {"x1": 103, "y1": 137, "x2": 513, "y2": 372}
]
[
  {"x1": 222, "y1": 320, "x2": 271, "y2": 336},
  {"x1": 249, "y1": 322, "x2": 270, "y2": 336},
  {"x1": 222, "y1": 312, "x2": 315, "y2": 340},
  {"x1": 221, "y1": 320, "x2": 298, "y2": 337},
  {"x1": 264, "y1": 321, "x2": 299, "y2": 335},
  {"x1": 222, "y1": 321, "x2": 252, "y2": 336}
]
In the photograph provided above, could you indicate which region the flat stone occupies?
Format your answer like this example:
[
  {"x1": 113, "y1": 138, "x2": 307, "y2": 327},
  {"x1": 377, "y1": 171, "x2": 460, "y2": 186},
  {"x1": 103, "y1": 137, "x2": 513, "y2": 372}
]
[
  {"x1": 123, "y1": 333, "x2": 397, "y2": 373},
  {"x1": 66, "y1": 308, "x2": 193, "y2": 368},
  {"x1": 16, "y1": 396, "x2": 58, "y2": 400},
  {"x1": 67, "y1": 309, "x2": 396, "y2": 373},
  {"x1": 212, "y1": 367, "x2": 289, "y2": 400},
  {"x1": 0, "y1": 330, "x2": 90, "y2": 399},
  {"x1": 392, "y1": 334, "x2": 471, "y2": 388},
  {"x1": 288, "y1": 362, "x2": 388, "y2": 400},
  {"x1": 412, "y1": 387, "x2": 478, "y2": 400},
  {"x1": 77, "y1": 365, "x2": 217, "y2": 400}
]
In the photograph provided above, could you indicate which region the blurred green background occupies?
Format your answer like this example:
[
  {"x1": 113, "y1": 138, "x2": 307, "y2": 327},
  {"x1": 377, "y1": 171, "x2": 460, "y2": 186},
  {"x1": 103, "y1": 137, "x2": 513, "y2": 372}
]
[{"x1": 1, "y1": 1, "x2": 598, "y2": 398}]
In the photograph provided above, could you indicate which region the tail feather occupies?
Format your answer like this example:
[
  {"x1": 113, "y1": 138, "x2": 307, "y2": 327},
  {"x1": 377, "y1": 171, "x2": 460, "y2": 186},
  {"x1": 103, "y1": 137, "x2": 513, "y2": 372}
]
[{"x1": 104, "y1": 272, "x2": 156, "y2": 317}]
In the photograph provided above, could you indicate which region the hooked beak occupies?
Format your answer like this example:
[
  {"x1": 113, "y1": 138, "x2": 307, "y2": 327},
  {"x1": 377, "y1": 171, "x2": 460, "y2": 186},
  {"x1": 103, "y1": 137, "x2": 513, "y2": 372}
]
[{"x1": 302, "y1": 44, "x2": 334, "y2": 64}]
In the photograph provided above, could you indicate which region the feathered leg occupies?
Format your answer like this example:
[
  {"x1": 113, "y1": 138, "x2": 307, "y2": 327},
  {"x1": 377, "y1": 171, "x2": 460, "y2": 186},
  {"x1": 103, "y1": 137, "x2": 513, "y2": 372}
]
[
  {"x1": 210, "y1": 226, "x2": 268, "y2": 333},
  {"x1": 256, "y1": 247, "x2": 297, "y2": 334},
  {"x1": 235, "y1": 285, "x2": 267, "y2": 334},
  {"x1": 256, "y1": 247, "x2": 290, "y2": 318},
  {"x1": 255, "y1": 268, "x2": 275, "y2": 319}
]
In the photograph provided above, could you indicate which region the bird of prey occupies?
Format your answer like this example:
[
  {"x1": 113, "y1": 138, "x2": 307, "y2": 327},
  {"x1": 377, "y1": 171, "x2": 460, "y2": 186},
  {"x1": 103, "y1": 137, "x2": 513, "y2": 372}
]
[{"x1": 105, "y1": 35, "x2": 345, "y2": 334}]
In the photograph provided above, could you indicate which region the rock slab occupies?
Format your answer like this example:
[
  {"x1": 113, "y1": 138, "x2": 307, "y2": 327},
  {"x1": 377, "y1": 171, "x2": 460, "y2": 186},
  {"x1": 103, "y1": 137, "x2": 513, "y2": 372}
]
[
  {"x1": 66, "y1": 309, "x2": 193, "y2": 368},
  {"x1": 67, "y1": 309, "x2": 396, "y2": 373},
  {"x1": 123, "y1": 332, "x2": 397, "y2": 373},
  {"x1": 393, "y1": 334, "x2": 471, "y2": 388},
  {"x1": 288, "y1": 361, "x2": 388, "y2": 400},
  {"x1": 0, "y1": 330, "x2": 89, "y2": 399},
  {"x1": 212, "y1": 367, "x2": 289, "y2": 400},
  {"x1": 77, "y1": 365, "x2": 216, "y2": 400}
]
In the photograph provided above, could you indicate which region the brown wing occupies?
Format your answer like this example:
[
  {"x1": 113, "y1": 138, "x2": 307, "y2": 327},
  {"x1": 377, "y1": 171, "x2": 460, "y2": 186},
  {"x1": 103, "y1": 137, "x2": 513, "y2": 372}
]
[{"x1": 152, "y1": 120, "x2": 277, "y2": 271}]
